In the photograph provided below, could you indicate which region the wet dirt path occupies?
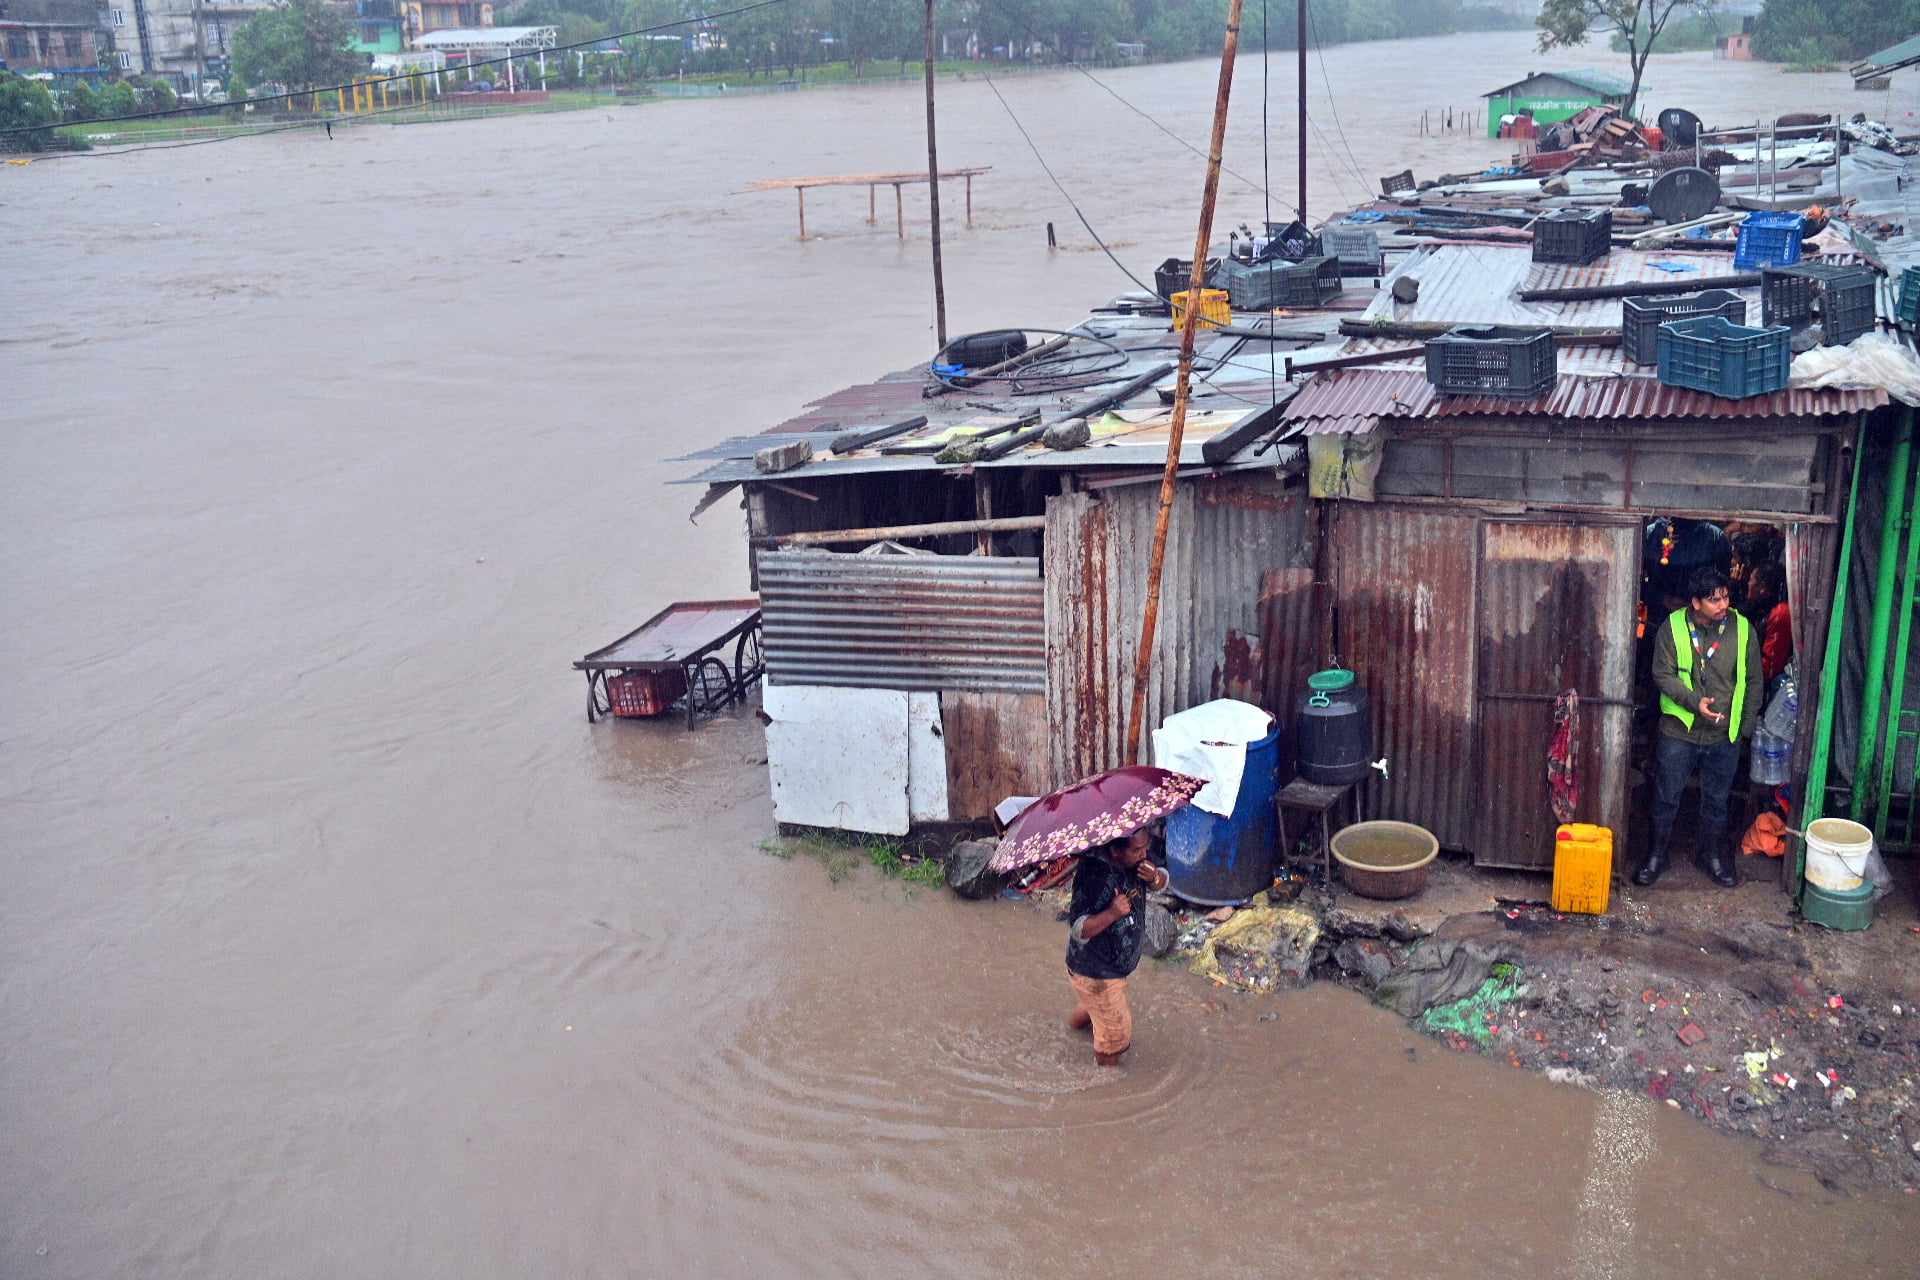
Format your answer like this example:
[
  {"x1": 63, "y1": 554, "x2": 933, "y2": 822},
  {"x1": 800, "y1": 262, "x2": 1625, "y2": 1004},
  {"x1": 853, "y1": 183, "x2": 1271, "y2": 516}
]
[{"x1": 5, "y1": 32, "x2": 1918, "y2": 1276}]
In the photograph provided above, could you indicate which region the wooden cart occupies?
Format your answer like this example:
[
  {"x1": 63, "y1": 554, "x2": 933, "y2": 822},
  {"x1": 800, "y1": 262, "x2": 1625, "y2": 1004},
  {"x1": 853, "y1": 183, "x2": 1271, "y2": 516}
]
[{"x1": 574, "y1": 599, "x2": 764, "y2": 729}]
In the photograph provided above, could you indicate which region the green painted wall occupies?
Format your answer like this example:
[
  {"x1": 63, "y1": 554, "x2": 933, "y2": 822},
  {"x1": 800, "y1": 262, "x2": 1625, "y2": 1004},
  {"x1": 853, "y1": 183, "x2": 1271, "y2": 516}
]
[{"x1": 1486, "y1": 91, "x2": 1608, "y2": 137}]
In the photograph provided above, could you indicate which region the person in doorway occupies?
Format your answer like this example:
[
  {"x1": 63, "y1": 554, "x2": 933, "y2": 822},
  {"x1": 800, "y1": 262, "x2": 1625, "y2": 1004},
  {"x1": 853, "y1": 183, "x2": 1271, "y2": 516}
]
[
  {"x1": 1636, "y1": 567, "x2": 1764, "y2": 888},
  {"x1": 1065, "y1": 826, "x2": 1168, "y2": 1066},
  {"x1": 1746, "y1": 560, "x2": 1794, "y2": 684}
]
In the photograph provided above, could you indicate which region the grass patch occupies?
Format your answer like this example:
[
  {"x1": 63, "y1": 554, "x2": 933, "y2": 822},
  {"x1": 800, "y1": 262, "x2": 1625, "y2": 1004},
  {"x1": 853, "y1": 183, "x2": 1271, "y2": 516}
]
[{"x1": 760, "y1": 832, "x2": 945, "y2": 888}]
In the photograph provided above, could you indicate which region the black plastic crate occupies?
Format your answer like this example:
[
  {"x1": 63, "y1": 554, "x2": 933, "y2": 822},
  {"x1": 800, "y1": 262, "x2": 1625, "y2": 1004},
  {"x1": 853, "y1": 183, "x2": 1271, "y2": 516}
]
[
  {"x1": 1425, "y1": 325, "x2": 1557, "y2": 398},
  {"x1": 1761, "y1": 263, "x2": 1876, "y2": 345},
  {"x1": 1621, "y1": 289, "x2": 1746, "y2": 365},
  {"x1": 1532, "y1": 208, "x2": 1613, "y2": 266},
  {"x1": 1221, "y1": 255, "x2": 1341, "y2": 310},
  {"x1": 1153, "y1": 256, "x2": 1222, "y2": 300}
]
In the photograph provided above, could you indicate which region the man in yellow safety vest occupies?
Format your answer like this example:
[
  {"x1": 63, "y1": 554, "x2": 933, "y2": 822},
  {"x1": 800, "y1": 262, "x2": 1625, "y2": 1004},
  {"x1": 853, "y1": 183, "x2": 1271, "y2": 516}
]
[{"x1": 1634, "y1": 567, "x2": 1763, "y2": 888}]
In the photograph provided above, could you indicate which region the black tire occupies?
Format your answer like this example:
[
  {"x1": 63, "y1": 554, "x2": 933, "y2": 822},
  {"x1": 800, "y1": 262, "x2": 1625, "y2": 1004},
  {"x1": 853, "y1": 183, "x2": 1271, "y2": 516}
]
[{"x1": 942, "y1": 329, "x2": 1028, "y2": 369}]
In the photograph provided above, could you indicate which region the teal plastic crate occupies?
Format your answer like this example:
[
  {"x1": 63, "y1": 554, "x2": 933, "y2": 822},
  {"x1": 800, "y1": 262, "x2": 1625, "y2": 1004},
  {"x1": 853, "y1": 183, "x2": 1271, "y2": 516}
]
[
  {"x1": 1898, "y1": 265, "x2": 1920, "y2": 328},
  {"x1": 1656, "y1": 315, "x2": 1792, "y2": 398}
]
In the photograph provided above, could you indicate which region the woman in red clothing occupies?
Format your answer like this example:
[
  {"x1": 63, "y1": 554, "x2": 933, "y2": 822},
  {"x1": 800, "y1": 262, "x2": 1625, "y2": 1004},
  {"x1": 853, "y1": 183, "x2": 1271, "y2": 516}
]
[{"x1": 1747, "y1": 561, "x2": 1793, "y2": 683}]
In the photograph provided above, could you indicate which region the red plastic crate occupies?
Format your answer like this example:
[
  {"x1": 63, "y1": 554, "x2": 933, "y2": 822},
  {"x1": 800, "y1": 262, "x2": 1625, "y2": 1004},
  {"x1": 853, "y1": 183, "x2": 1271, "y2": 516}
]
[{"x1": 607, "y1": 667, "x2": 686, "y2": 718}]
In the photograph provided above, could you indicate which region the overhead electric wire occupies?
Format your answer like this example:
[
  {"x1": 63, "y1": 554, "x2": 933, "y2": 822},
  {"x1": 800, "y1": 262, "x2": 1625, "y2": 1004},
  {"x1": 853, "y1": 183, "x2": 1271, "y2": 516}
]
[
  {"x1": 979, "y1": 72, "x2": 1163, "y2": 300},
  {"x1": 2, "y1": 0, "x2": 789, "y2": 137},
  {"x1": 1065, "y1": 60, "x2": 1299, "y2": 212},
  {"x1": 1305, "y1": 7, "x2": 1376, "y2": 211}
]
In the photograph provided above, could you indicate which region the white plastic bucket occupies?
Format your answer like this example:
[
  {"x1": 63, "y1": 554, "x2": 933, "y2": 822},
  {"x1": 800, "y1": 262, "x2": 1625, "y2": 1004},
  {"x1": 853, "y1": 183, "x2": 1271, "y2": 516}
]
[{"x1": 1804, "y1": 818, "x2": 1874, "y2": 892}]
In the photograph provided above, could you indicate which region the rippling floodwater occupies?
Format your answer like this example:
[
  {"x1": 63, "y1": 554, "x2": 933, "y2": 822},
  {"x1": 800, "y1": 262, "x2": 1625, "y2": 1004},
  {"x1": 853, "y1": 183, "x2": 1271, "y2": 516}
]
[{"x1": 6, "y1": 30, "x2": 1918, "y2": 1277}]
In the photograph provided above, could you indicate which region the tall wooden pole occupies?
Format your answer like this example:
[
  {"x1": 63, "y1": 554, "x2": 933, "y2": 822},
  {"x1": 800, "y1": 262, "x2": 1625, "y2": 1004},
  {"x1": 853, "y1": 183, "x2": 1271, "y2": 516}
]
[
  {"x1": 1297, "y1": 0, "x2": 1307, "y2": 225},
  {"x1": 924, "y1": 0, "x2": 948, "y2": 349},
  {"x1": 1123, "y1": 0, "x2": 1245, "y2": 764}
]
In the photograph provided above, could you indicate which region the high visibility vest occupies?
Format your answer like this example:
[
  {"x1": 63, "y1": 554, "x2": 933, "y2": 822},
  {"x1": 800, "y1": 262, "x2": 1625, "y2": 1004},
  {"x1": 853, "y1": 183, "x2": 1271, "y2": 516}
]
[{"x1": 1660, "y1": 609, "x2": 1749, "y2": 741}]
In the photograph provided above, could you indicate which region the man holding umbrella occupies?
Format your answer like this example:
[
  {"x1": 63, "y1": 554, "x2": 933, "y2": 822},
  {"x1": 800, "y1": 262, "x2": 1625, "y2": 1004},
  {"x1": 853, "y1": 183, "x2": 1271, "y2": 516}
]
[
  {"x1": 989, "y1": 766, "x2": 1204, "y2": 1068},
  {"x1": 1065, "y1": 825, "x2": 1169, "y2": 1065}
]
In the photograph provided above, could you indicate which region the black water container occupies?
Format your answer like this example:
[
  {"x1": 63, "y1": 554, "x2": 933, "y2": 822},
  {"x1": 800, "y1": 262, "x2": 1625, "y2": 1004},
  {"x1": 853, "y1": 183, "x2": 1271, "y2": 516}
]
[{"x1": 1295, "y1": 669, "x2": 1372, "y2": 785}]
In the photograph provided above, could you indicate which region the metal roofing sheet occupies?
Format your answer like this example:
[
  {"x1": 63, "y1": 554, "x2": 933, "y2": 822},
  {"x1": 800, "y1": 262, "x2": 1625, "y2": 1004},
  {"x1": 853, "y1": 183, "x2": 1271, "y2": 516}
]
[
  {"x1": 1282, "y1": 367, "x2": 1885, "y2": 425},
  {"x1": 1366, "y1": 244, "x2": 1763, "y2": 331},
  {"x1": 1483, "y1": 68, "x2": 1632, "y2": 97}
]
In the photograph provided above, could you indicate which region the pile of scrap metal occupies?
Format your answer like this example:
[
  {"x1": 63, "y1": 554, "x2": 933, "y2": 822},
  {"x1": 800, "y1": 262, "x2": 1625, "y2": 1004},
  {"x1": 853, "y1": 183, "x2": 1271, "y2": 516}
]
[{"x1": 1522, "y1": 104, "x2": 1653, "y2": 174}]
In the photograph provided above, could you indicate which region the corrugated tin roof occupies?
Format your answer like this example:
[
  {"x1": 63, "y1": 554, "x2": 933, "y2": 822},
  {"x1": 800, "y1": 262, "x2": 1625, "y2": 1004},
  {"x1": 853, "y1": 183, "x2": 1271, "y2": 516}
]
[
  {"x1": 1484, "y1": 68, "x2": 1633, "y2": 98},
  {"x1": 1862, "y1": 33, "x2": 1920, "y2": 68},
  {"x1": 1282, "y1": 367, "x2": 1885, "y2": 427}
]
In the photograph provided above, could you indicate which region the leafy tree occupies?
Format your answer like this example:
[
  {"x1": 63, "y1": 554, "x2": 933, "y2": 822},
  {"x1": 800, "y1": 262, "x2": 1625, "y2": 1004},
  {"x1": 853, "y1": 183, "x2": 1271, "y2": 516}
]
[
  {"x1": 137, "y1": 78, "x2": 178, "y2": 112},
  {"x1": 1752, "y1": 0, "x2": 1920, "y2": 63},
  {"x1": 1536, "y1": 0, "x2": 1715, "y2": 119},
  {"x1": 232, "y1": 0, "x2": 364, "y2": 94},
  {"x1": 102, "y1": 80, "x2": 138, "y2": 117},
  {"x1": 0, "y1": 71, "x2": 58, "y2": 151}
]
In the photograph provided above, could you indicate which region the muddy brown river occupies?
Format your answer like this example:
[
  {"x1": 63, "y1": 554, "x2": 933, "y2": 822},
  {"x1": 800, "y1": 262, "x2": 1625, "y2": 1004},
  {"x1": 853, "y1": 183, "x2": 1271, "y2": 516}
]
[{"x1": 6, "y1": 30, "x2": 1918, "y2": 1276}]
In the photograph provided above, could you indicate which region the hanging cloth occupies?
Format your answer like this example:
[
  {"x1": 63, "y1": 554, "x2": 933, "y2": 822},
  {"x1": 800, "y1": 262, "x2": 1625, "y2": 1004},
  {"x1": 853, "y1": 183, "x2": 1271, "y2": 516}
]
[{"x1": 1546, "y1": 689, "x2": 1581, "y2": 825}]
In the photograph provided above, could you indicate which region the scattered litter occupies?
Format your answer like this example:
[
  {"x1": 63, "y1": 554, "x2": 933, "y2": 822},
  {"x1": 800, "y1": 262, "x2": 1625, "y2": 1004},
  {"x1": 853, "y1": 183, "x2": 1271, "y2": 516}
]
[
  {"x1": 1829, "y1": 995, "x2": 1846, "y2": 1009},
  {"x1": 1677, "y1": 1022, "x2": 1707, "y2": 1047}
]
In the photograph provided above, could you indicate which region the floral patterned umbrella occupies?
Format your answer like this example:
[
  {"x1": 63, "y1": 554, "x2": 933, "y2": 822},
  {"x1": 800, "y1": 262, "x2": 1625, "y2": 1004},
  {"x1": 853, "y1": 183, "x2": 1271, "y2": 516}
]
[{"x1": 988, "y1": 766, "x2": 1207, "y2": 875}]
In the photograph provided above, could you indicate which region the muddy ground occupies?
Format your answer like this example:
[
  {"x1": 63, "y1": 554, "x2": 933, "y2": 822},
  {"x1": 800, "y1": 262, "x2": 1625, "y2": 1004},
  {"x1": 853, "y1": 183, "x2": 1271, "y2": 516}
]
[{"x1": 1007, "y1": 851, "x2": 1920, "y2": 1195}]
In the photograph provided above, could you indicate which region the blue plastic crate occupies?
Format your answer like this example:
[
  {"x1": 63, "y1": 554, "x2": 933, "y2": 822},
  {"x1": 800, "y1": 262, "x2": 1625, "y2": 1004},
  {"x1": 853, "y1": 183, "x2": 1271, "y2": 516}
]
[
  {"x1": 1656, "y1": 315, "x2": 1792, "y2": 398},
  {"x1": 1733, "y1": 211, "x2": 1805, "y2": 271}
]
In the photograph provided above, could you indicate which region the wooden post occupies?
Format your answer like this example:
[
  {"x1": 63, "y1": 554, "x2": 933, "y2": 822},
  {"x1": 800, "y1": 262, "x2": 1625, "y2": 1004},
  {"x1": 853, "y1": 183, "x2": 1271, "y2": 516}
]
[
  {"x1": 1124, "y1": 0, "x2": 1245, "y2": 765},
  {"x1": 924, "y1": 0, "x2": 948, "y2": 348},
  {"x1": 1297, "y1": 0, "x2": 1307, "y2": 225},
  {"x1": 965, "y1": 172, "x2": 973, "y2": 226},
  {"x1": 869, "y1": 183, "x2": 876, "y2": 223},
  {"x1": 797, "y1": 187, "x2": 806, "y2": 240},
  {"x1": 895, "y1": 183, "x2": 904, "y2": 239},
  {"x1": 974, "y1": 473, "x2": 995, "y2": 556}
]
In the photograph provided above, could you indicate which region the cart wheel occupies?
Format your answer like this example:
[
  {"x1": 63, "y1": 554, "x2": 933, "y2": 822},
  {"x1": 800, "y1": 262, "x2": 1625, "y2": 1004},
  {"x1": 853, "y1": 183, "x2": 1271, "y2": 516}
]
[
  {"x1": 686, "y1": 656, "x2": 735, "y2": 728},
  {"x1": 734, "y1": 626, "x2": 764, "y2": 695}
]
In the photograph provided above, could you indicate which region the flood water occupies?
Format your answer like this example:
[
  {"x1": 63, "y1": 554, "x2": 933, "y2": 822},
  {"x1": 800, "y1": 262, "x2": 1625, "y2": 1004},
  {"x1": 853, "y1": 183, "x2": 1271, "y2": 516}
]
[{"x1": 6, "y1": 30, "x2": 1918, "y2": 1277}]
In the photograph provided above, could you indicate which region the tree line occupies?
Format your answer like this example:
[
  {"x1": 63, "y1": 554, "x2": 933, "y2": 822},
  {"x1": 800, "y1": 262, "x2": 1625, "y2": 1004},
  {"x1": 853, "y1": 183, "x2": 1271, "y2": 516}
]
[{"x1": 1751, "y1": 0, "x2": 1920, "y2": 66}]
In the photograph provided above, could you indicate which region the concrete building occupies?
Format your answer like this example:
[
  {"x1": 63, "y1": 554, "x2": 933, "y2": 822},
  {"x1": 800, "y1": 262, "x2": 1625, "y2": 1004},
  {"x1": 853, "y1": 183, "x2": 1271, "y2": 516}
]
[{"x1": 0, "y1": 0, "x2": 102, "y2": 77}]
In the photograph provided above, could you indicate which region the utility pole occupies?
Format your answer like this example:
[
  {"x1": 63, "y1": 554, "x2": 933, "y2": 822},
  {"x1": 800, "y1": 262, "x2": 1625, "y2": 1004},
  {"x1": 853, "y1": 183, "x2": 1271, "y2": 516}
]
[
  {"x1": 924, "y1": 0, "x2": 948, "y2": 349},
  {"x1": 1124, "y1": 0, "x2": 1245, "y2": 763},
  {"x1": 1297, "y1": 0, "x2": 1307, "y2": 225}
]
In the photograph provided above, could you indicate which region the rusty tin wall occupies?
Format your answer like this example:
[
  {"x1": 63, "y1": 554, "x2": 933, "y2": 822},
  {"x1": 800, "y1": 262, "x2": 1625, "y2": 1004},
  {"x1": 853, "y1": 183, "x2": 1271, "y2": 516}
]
[
  {"x1": 757, "y1": 550, "x2": 1045, "y2": 694},
  {"x1": 1473, "y1": 521, "x2": 1638, "y2": 870},
  {"x1": 1045, "y1": 472, "x2": 1314, "y2": 786},
  {"x1": 1327, "y1": 503, "x2": 1480, "y2": 850}
]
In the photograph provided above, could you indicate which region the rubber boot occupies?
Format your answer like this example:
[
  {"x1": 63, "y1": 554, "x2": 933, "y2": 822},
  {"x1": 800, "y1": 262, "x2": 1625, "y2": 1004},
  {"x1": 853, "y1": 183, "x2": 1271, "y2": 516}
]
[
  {"x1": 1631, "y1": 848, "x2": 1669, "y2": 887},
  {"x1": 1697, "y1": 840, "x2": 1738, "y2": 888}
]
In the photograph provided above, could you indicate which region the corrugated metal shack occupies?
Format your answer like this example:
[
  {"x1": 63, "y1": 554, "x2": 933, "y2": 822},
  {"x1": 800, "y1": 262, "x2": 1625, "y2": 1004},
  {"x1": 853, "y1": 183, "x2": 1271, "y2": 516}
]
[
  {"x1": 673, "y1": 300, "x2": 1350, "y2": 836},
  {"x1": 1280, "y1": 243, "x2": 1885, "y2": 873},
  {"x1": 679, "y1": 233, "x2": 1896, "y2": 876}
]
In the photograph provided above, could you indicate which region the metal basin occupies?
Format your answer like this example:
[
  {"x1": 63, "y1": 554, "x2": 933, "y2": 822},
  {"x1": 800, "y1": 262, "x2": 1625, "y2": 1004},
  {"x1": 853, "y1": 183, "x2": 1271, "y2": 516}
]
[{"x1": 1330, "y1": 820, "x2": 1440, "y2": 900}]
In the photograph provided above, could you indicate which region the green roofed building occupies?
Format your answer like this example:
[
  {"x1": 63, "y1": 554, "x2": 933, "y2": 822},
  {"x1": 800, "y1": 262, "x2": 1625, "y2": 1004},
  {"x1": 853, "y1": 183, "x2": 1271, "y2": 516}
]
[{"x1": 1482, "y1": 68, "x2": 1633, "y2": 137}]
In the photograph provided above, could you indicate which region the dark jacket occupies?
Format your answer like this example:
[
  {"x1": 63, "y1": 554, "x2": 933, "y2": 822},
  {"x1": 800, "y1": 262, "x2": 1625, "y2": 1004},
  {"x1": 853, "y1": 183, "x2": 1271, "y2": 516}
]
[{"x1": 1652, "y1": 607, "x2": 1763, "y2": 746}]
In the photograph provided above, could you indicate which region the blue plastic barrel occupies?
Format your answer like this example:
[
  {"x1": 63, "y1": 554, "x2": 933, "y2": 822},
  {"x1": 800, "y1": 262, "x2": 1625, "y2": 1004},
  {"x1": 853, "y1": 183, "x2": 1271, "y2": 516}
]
[{"x1": 1163, "y1": 725, "x2": 1281, "y2": 906}]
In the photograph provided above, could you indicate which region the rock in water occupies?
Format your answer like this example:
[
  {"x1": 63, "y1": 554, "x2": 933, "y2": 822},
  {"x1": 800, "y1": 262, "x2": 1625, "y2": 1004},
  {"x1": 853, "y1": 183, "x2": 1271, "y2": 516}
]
[
  {"x1": 944, "y1": 839, "x2": 1005, "y2": 900},
  {"x1": 1143, "y1": 903, "x2": 1178, "y2": 958},
  {"x1": 1334, "y1": 938, "x2": 1394, "y2": 987}
]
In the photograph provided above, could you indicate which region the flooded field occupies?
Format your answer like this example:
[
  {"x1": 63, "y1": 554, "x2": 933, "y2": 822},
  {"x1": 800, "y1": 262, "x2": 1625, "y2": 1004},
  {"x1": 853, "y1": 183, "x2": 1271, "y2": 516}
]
[{"x1": 5, "y1": 29, "x2": 1918, "y2": 1277}]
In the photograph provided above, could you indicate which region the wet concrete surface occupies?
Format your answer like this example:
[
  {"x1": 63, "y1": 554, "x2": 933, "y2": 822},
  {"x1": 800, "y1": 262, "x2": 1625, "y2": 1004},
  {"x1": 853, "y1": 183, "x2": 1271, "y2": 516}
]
[{"x1": 6, "y1": 32, "x2": 1920, "y2": 1277}]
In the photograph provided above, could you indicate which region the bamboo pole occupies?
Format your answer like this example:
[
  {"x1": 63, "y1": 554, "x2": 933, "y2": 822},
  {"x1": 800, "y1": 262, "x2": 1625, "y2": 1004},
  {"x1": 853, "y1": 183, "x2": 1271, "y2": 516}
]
[
  {"x1": 1852, "y1": 407, "x2": 1913, "y2": 821},
  {"x1": 757, "y1": 515, "x2": 1047, "y2": 547},
  {"x1": 1123, "y1": 0, "x2": 1245, "y2": 765}
]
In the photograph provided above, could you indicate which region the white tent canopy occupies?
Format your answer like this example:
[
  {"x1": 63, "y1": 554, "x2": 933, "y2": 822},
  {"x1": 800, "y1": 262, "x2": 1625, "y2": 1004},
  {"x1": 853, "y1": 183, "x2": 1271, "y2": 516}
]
[
  {"x1": 412, "y1": 25, "x2": 558, "y2": 91},
  {"x1": 412, "y1": 26, "x2": 558, "y2": 51}
]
